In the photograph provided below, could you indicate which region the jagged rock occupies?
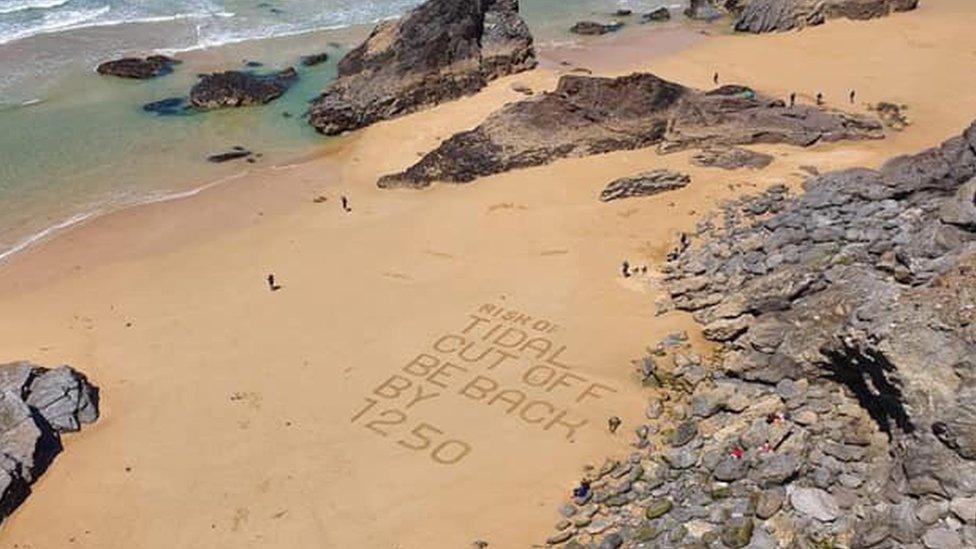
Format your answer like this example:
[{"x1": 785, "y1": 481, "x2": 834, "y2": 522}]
[
  {"x1": 734, "y1": 0, "x2": 919, "y2": 33},
  {"x1": 641, "y1": 7, "x2": 672, "y2": 22},
  {"x1": 721, "y1": 517, "x2": 755, "y2": 548},
  {"x1": 189, "y1": 68, "x2": 298, "y2": 109},
  {"x1": 870, "y1": 101, "x2": 911, "y2": 130},
  {"x1": 0, "y1": 362, "x2": 98, "y2": 523},
  {"x1": 692, "y1": 146, "x2": 774, "y2": 170},
  {"x1": 378, "y1": 72, "x2": 881, "y2": 188},
  {"x1": 599, "y1": 170, "x2": 690, "y2": 202},
  {"x1": 570, "y1": 21, "x2": 623, "y2": 35},
  {"x1": 308, "y1": 0, "x2": 536, "y2": 136},
  {"x1": 685, "y1": 0, "x2": 724, "y2": 20},
  {"x1": 96, "y1": 55, "x2": 180, "y2": 79}
]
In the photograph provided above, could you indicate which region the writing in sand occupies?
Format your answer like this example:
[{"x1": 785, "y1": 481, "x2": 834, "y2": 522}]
[{"x1": 351, "y1": 301, "x2": 619, "y2": 466}]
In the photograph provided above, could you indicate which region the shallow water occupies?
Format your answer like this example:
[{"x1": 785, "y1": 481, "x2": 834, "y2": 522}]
[{"x1": 0, "y1": 0, "x2": 680, "y2": 259}]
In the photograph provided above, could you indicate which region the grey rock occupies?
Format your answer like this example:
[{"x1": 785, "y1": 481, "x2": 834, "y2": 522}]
[
  {"x1": 950, "y1": 497, "x2": 976, "y2": 524},
  {"x1": 189, "y1": 68, "x2": 298, "y2": 109},
  {"x1": 757, "y1": 487, "x2": 786, "y2": 519},
  {"x1": 789, "y1": 487, "x2": 841, "y2": 522},
  {"x1": 922, "y1": 526, "x2": 962, "y2": 549},
  {"x1": 691, "y1": 146, "x2": 774, "y2": 170},
  {"x1": 600, "y1": 170, "x2": 690, "y2": 202},
  {"x1": 734, "y1": 0, "x2": 919, "y2": 34}
]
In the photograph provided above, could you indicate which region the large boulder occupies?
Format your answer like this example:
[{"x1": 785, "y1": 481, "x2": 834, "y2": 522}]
[
  {"x1": 734, "y1": 0, "x2": 919, "y2": 33},
  {"x1": 0, "y1": 362, "x2": 99, "y2": 523},
  {"x1": 307, "y1": 0, "x2": 536, "y2": 136},
  {"x1": 96, "y1": 55, "x2": 180, "y2": 79},
  {"x1": 377, "y1": 73, "x2": 881, "y2": 188},
  {"x1": 189, "y1": 68, "x2": 298, "y2": 109}
]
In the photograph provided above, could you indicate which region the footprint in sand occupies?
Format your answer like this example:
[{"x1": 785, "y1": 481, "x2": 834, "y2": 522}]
[
  {"x1": 539, "y1": 249, "x2": 568, "y2": 257},
  {"x1": 423, "y1": 249, "x2": 454, "y2": 259},
  {"x1": 487, "y1": 202, "x2": 527, "y2": 213}
]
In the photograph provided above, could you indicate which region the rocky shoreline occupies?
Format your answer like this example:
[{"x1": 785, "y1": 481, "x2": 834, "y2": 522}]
[
  {"x1": 540, "y1": 122, "x2": 976, "y2": 547},
  {"x1": 0, "y1": 362, "x2": 99, "y2": 523}
]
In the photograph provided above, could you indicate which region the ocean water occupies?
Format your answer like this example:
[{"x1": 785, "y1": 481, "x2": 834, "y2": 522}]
[{"x1": 0, "y1": 0, "x2": 679, "y2": 260}]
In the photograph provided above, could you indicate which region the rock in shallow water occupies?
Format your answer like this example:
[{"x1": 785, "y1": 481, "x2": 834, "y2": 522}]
[
  {"x1": 570, "y1": 21, "x2": 624, "y2": 35},
  {"x1": 96, "y1": 55, "x2": 180, "y2": 79},
  {"x1": 189, "y1": 68, "x2": 298, "y2": 109}
]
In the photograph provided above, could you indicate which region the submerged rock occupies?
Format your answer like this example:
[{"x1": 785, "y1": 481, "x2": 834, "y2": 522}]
[
  {"x1": 734, "y1": 0, "x2": 919, "y2": 33},
  {"x1": 0, "y1": 362, "x2": 98, "y2": 523},
  {"x1": 307, "y1": 0, "x2": 536, "y2": 136},
  {"x1": 96, "y1": 55, "x2": 180, "y2": 79},
  {"x1": 600, "y1": 170, "x2": 690, "y2": 202},
  {"x1": 189, "y1": 67, "x2": 298, "y2": 109},
  {"x1": 570, "y1": 21, "x2": 624, "y2": 35},
  {"x1": 378, "y1": 72, "x2": 881, "y2": 188},
  {"x1": 300, "y1": 52, "x2": 330, "y2": 67}
]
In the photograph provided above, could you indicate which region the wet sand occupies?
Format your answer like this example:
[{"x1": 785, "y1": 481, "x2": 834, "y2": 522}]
[{"x1": 2, "y1": 1, "x2": 976, "y2": 547}]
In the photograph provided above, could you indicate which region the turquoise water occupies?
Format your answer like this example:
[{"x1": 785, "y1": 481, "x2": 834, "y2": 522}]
[{"x1": 0, "y1": 0, "x2": 679, "y2": 260}]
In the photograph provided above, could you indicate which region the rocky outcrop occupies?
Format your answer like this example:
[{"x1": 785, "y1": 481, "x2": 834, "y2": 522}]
[
  {"x1": 691, "y1": 146, "x2": 774, "y2": 170},
  {"x1": 189, "y1": 68, "x2": 298, "y2": 109},
  {"x1": 734, "y1": 0, "x2": 919, "y2": 33},
  {"x1": 0, "y1": 362, "x2": 98, "y2": 521},
  {"x1": 570, "y1": 21, "x2": 624, "y2": 35},
  {"x1": 307, "y1": 0, "x2": 536, "y2": 136},
  {"x1": 377, "y1": 73, "x2": 881, "y2": 188},
  {"x1": 540, "y1": 122, "x2": 976, "y2": 547},
  {"x1": 96, "y1": 55, "x2": 180, "y2": 79},
  {"x1": 685, "y1": 0, "x2": 725, "y2": 20},
  {"x1": 600, "y1": 170, "x2": 690, "y2": 202},
  {"x1": 300, "y1": 52, "x2": 329, "y2": 67}
]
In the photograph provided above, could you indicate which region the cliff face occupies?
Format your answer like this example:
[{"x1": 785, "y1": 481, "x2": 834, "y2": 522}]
[
  {"x1": 377, "y1": 73, "x2": 882, "y2": 188},
  {"x1": 307, "y1": 0, "x2": 536, "y2": 136},
  {"x1": 733, "y1": 0, "x2": 919, "y2": 33}
]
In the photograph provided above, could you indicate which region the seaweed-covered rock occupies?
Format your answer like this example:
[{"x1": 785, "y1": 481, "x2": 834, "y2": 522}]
[
  {"x1": 189, "y1": 68, "x2": 298, "y2": 109},
  {"x1": 570, "y1": 21, "x2": 624, "y2": 35},
  {"x1": 96, "y1": 55, "x2": 180, "y2": 79},
  {"x1": 378, "y1": 72, "x2": 881, "y2": 188},
  {"x1": 307, "y1": 0, "x2": 536, "y2": 135}
]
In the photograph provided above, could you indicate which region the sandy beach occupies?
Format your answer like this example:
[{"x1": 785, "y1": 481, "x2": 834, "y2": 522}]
[{"x1": 2, "y1": 1, "x2": 976, "y2": 547}]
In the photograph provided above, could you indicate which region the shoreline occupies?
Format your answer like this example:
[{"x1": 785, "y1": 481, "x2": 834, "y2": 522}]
[{"x1": 2, "y1": 2, "x2": 975, "y2": 547}]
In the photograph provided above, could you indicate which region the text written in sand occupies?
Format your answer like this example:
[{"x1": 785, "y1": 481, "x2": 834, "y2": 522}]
[{"x1": 353, "y1": 301, "x2": 619, "y2": 466}]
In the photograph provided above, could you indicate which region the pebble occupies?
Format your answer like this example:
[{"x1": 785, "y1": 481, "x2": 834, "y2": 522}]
[{"x1": 669, "y1": 420, "x2": 698, "y2": 447}]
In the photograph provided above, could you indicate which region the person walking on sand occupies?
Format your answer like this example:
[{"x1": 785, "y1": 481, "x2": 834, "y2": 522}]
[
  {"x1": 816, "y1": 92, "x2": 824, "y2": 106},
  {"x1": 621, "y1": 260, "x2": 631, "y2": 278},
  {"x1": 789, "y1": 92, "x2": 796, "y2": 108},
  {"x1": 608, "y1": 416, "x2": 622, "y2": 434},
  {"x1": 850, "y1": 89, "x2": 856, "y2": 104},
  {"x1": 713, "y1": 72, "x2": 719, "y2": 85},
  {"x1": 341, "y1": 195, "x2": 351, "y2": 212},
  {"x1": 267, "y1": 273, "x2": 279, "y2": 291}
]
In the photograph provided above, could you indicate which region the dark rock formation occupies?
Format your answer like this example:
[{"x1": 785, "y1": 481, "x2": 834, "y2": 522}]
[
  {"x1": 691, "y1": 146, "x2": 774, "y2": 170},
  {"x1": 96, "y1": 55, "x2": 180, "y2": 79},
  {"x1": 734, "y1": 0, "x2": 919, "y2": 33},
  {"x1": 600, "y1": 170, "x2": 691, "y2": 202},
  {"x1": 142, "y1": 97, "x2": 189, "y2": 116},
  {"x1": 0, "y1": 362, "x2": 98, "y2": 521},
  {"x1": 300, "y1": 52, "x2": 330, "y2": 67},
  {"x1": 569, "y1": 21, "x2": 624, "y2": 35},
  {"x1": 207, "y1": 147, "x2": 252, "y2": 163},
  {"x1": 869, "y1": 101, "x2": 911, "y2": 131},
  {"x1": 641, "y1": 7, "x2": 672, "y2": 22},
  {"x1": 189, "y1": 68, "x2": 298, "y2": 109},
  {"x1": 377, "y1": 72, "x2": 881, "y2": 188},
  {"x1": 307, "y1": 0, "x2": 536, "y2": 136},
  {"x1": 541, "y1": 122, "x2": 976, "y2": 547}
]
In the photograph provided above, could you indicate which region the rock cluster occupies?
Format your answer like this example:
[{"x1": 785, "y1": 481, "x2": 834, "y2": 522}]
[
  {"x1": 541, "y1": 122, "x2": 976, "y2": 547},
  {"x1": 96, "y1": 55, "x2": 180, "y2": 79},
  {"x1": 641, "y1": 8, "x2": 672, "y2": 22},
  {"x1": 189, "y1": 68, "x2": 298, "y2": 109},
  {"x1": 307, "y1": 0, "x2": 536, "y2": 136},
  {"x1": 377, "y1": 73, "x2": 881, "y2": 188},
  {"x1": 600, "y1": 170, "x2": 691, "y2": 202},
  {"x1": 733, "y1": 0, "x2": 919, "y2": 33},
  {"x1": 0, "y1": 362, "x2": 99, "y2": 521}
]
